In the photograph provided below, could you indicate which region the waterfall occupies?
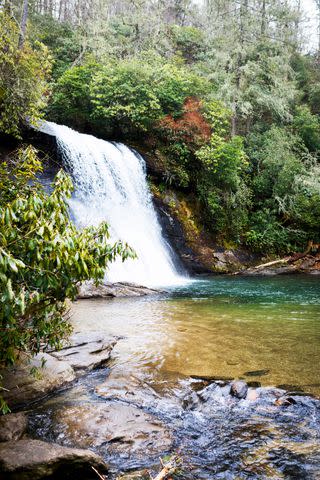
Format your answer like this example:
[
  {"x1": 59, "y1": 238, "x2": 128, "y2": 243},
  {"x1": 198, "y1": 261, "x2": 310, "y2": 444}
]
[{"x1": 38, "y1": 121, "x2": 185, "y2": 287}]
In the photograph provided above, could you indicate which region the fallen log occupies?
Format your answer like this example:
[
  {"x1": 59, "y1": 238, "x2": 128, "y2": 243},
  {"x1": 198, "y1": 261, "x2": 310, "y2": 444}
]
[{"x1": 253, "y1": 257, "x2": 291, "y2": 270}]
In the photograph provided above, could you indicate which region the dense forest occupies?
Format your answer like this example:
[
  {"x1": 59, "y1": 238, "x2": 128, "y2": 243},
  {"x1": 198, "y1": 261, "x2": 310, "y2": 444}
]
[{"x1": 1, "y1": 0, "x2": 320, "y2": 255}]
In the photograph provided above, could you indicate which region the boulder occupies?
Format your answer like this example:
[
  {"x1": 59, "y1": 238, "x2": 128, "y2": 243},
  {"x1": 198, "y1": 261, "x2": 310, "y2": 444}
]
[
  {"x1": 1, "y1": 353, "x2": 75, "y2": 409},
  {"x1": 78, "y1": 281, "x2": 160, "y2": 299},
  {"x1": 0, "y1": 439, "x2": 108, "y2": 480},
  {"x1": 0, "y1": 413, "x2": 28, "y2": 442},
  {"x1": 230, "y1": 381, "x2": 248, "y2": 399},
  {"x1": 50, "y1": 402, "x2": 172, "y2": 458},
  {"x1": 50, "y1": 331, "x2": 117, "y2": 374}
]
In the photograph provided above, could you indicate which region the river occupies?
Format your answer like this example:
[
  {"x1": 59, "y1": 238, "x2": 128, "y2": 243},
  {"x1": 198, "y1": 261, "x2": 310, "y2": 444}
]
[{"x1": 29, "y1": 275, "x2": 320, "y2": 479}]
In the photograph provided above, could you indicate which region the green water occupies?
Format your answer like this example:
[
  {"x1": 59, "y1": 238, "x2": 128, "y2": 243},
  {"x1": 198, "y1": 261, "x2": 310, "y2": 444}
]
[{"x1": 71, "y1": 275, "x2": 320, "y2": 395}]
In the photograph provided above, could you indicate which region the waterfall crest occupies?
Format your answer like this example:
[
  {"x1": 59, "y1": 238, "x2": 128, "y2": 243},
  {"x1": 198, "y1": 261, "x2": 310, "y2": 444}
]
[{"x1": 39, "y1": 121, "x2": 185, "y2": 287}]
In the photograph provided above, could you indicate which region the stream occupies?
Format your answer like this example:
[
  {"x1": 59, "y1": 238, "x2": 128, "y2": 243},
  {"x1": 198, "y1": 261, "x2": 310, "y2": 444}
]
[{"x1": 29, "y1": 275, "x2": 320, "y2": 479}]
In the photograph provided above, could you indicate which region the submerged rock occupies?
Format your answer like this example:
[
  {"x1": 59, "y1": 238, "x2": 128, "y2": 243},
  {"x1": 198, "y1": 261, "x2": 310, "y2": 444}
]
[
  {"x1": 78, "y1": 281, "x2": 161, "y2": 299},
  {"x1": 0, "y1": 413, "x2": 28, "y2": 442},
  {"x1": 230, "y1": 381, "x2": 248, "y2": 399},
  {"x1": 49, "y1": 402, "x2": 172, "y2": 458},
  {"x1": 95, "y1": 365, "x2": 161, "y2": 408},
  {"x1": 0, "y1": 439, "x2": 108, "y2": 480}
]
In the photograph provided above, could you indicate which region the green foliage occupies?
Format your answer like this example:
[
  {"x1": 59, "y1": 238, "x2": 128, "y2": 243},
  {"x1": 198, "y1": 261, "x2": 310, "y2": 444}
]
[
  {"x1": 0, "y1": 147, "x2": 135, "y2": 370},
  {"x1": 50, "y1": 56, "x2": 205, "y2": 136},
  {"x1": 90, "y1": 60, "x2": 162, "y2": 133},
  {"x1": 293, "y1": 105, "x2": 320, "y2": 152},
  {"x1": 0, "y1": 11, "x2": 51, "y2": 138},
  {"x1": 170, "y1": 26, "x2": 205, "y2": 63},
  {"x1": 30, "y1": 14, "x2": 82, "y2": 79},
  {"x1": 245, "y1": 126, "x2": 320, "y2": 252},
  {"x1": 48, "y1": 63, "x2": 97, "y2": 131},
  {"x1": 245, "y1": 209, "x2": 306, "y2": 254},
  {"x1": 196, "y1": 117, "x2": 250, "y2": 242}
]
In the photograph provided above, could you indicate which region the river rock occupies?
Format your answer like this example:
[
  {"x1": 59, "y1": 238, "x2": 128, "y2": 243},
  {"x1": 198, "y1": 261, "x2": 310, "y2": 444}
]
[
  {"x1": 0, "y1": 438, "x2": 108, "y2": 480},
  {"x1": 0, "y1": 353, "x2": 75, "y2": 409},
  {"x1": 230, "y1": 381, "x2": 248, "y2": 399},
  {"x1": 78, "y1": 280, "x2": 160, "y2": 299},
  {"x1": 50, "y1": 331, "x2": 117, "y2": 374},
  {"x1": 275, "y1": 396, "x2": 297, "y2": 407},
  {"x1": 50, "y1": 402, "x2": 172, "y2": 458},
  {"x1": 0, "y1": 413, "x2": 28, "y2": 442},
  {"x1": 246, "y1": 389, "x2": 259, "y2": 402},
  {"x1": 95, "y1": 365, "x2": 161, "y2": 408}
]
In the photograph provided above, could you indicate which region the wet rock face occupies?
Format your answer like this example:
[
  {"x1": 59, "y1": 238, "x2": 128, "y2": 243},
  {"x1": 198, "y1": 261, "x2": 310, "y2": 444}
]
[
  {"x1": 78, "y1": 281, "x2": 161, "y2": 299},
  {"x1": 0, "y1": 353, "x2": 76, "y2": 409},
  {"x1": 49, "y1": 402, "x2": 172, "y2": 459},
  {"x1": 49, "y1": 331, "x2": 117, "y2": 375},
  {"x1": 0, "y1": 413, "x2": 28, "y2": 442},
  {"x1": 1, "y1": 331, "x2": 117, "y2": 409},
  {"x1": 0, "y1": 439, "x2": 108, "y2": 480}
]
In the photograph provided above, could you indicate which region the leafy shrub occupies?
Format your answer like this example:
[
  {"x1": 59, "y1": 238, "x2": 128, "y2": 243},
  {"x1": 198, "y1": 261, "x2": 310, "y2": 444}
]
[{"x1": 0, "y1": 147, "x2": 134, "y2": 376}]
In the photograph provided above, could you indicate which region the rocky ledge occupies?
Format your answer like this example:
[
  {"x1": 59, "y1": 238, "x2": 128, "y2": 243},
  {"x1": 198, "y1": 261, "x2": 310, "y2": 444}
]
[
  {"x1": 78, "y1": 281, "x2": 161, "y2": 299},
  {"x1": 1, "y1": 331, "x2": 117, "y2": 409},
  {"x1": 241, "y1": 252, "x2": 320, "y2": 276},
  {"x1": 0, "y1": 439, "x2": 108, "y2": 480}
]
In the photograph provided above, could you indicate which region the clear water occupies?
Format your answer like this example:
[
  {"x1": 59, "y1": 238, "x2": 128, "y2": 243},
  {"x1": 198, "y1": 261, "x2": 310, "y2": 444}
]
[{"x1": 71, "y1": 275, "x2": 320, "y2": 396}]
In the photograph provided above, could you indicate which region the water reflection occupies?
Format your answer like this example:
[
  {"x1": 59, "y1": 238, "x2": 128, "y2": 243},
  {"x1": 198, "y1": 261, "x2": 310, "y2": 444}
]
[{"x1": 71, "y1": 275, "x2": 320, "y2": 395}]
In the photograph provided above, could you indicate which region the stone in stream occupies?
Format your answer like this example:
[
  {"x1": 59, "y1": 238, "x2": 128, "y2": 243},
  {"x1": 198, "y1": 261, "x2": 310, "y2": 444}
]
[
  {"x1": 0, "y1": 413, "x2": 28, "y2": 442},
  {"x1": 0, "y1": 438, "x2": 108, "y2": 480},
  {"x1": 50, "y1": 402, "x2": 172, "y2": 459},
  {"x1": 78, "y1": 280, "x2": 161, "y2": 299},
  {"x1": 230, "y1": 381, "x2": 248, "y2": 399},
  {"x1": 94, "y1": 365, "x2": 163, "y2": 408}
]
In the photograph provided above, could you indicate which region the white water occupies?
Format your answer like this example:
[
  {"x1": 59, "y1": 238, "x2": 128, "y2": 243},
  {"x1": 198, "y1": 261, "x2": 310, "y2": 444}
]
[{"x1": 39, "y1": 121, "x2": 185, "y2": 287}]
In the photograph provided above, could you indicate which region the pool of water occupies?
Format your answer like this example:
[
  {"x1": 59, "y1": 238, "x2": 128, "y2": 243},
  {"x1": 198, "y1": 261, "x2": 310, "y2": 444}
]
[
  {"x1": 71, "y1": 275, "x2": 320, "y2": 396},
  {"x1": 29, "y1": 275, "x2": 320, "y2": 478}
]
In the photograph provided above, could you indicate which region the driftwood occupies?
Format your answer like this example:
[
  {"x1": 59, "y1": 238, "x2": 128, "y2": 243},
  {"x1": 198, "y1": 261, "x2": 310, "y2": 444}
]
[
  {"x1": 253, "y1": 257, "x2": 291, "y2": 270},
  {"x1": 152, "y1": 456, "x2": 181, "y2": 480}
]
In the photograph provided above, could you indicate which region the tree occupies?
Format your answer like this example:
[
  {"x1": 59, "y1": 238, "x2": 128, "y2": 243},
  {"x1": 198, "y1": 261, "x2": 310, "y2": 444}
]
[
  {"x1": 18, "y1": 0, "x2": 28, "y2": 49},
  {"x1": 0, "y1": 10, "x2": 51, "y2": 137},
  {"x1": 0, "y1": 146, "x2": 135, "y2": 407}
]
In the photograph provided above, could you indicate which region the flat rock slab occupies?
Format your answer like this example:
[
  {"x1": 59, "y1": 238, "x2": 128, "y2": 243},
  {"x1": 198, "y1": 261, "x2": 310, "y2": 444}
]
[
  {"x1": 1, "y1": 353, "x2": 75, "y2": 409},
  {"x1": 1, "y1": 332, "x2": 117, "y2": 408},
  {"x1": 0, "y1": 439, "x2": 108, "y2": 480},
  {"x1": 0, "y1": 413, "x2": 28, "y2": 442},
  {"x1": 50, "y1": 331, "x2": 117, "y2": 374},
  {"x1": 78, "y1": 281, "x2": 161, "y2": 299},
  {"x1": 51, "y1": 402, "x2": 172, "y2": 458}
]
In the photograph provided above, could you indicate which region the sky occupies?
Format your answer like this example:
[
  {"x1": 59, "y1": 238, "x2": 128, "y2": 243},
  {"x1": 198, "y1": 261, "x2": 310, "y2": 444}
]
[{"x1": 300, "y1": 0, "x2": 318, "y2": 51}]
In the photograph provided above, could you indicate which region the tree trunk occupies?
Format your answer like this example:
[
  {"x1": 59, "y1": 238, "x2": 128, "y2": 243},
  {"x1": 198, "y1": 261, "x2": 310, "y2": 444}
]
[
  {"x1": 18, "y1": 0, "x2": 28, "y2": 49},
  {"x1": 261, "y1": 0, "x2": 266, "y2": 35}
]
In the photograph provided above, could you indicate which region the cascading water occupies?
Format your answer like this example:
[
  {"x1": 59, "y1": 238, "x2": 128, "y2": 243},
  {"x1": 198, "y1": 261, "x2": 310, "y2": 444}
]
[{"x1": 38, "y1": 121, "x2": 185, "y2": 287}]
